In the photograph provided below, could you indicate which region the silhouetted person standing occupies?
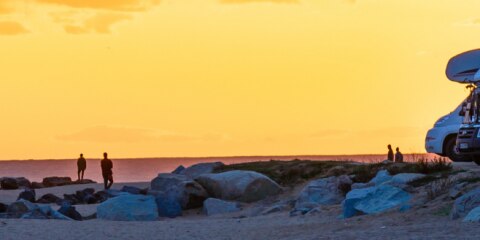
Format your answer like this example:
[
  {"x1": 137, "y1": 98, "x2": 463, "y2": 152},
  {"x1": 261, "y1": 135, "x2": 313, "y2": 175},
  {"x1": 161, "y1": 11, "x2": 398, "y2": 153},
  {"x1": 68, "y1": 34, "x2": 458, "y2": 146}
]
[
  {"x1": 395, "y1": 147, "x2": 404, "y2": 163},
  {"x1": 77, "y1": 153, "x2": 86, "y2": 181},
  {"x1": 387, "y1": 144, "x2": 394, "y2": 161},
  {"x1": 101, "y1": 152, "x2": 114, "y2": 190}
]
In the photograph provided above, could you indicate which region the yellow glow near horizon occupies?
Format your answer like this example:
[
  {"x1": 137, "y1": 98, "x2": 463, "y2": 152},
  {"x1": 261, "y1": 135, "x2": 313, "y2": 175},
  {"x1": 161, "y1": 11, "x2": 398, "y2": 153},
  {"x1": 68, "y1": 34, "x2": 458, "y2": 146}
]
[{"x1": 0, "y1": 0, "x2": 477, "y2": 159}]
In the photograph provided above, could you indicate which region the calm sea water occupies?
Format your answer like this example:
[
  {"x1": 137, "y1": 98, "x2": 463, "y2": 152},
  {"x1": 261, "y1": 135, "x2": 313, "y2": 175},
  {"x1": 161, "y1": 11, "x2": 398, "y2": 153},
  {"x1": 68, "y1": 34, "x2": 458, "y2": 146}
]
[{"x1": 0, "y1": 154, "x2": 433, "y2": 183}]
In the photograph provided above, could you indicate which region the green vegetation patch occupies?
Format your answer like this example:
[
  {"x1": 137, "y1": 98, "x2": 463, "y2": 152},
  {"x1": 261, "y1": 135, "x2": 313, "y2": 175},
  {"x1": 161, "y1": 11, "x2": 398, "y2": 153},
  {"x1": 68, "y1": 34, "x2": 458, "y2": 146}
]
[{"x1": 214, "y1": 157, "x2": 453, "y2": 187}]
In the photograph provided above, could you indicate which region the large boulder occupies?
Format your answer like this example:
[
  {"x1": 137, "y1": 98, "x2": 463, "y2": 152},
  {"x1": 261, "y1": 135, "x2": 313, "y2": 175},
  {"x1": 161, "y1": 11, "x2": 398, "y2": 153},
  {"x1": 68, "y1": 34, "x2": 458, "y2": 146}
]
[
  {"x1": 464, "y1": 206, "x2": 480, "y2": 222},
  {"x1": 58, "y1": 203, "x2": 82, "y2": 221},
  {"x1": 203, "y1": 198, "x2": 241, "y2": 216},
  {"x1": 42, "y1": 177, "x2": 72, "y2": 187},
  {"x1": 15, "y1": 177, "x2": 31, "y2": 188},
  {"x1": 17, "y1": 189, "x2": 36, "y2": 202},
  {"x1": 195, "y1": 170, "x2": 282, "y2": 203},
  {"x1": 369, "y1": 170, "x2": 392, "y2": 186},
  {"x1": 451, "y1": 188, "x2": 480, "y2": 220},
  {"x1": 151, "y1": 173, "x2": 208, "y2": 209},
  {"x1": 37, "y1": 193, "x2": 62, "y2": 204},
  {"x1": 153, "y1": 191, "x2": 183, "y2": 218},
  {"x1": 182, "y1": 162, "x2": 224, "y2": 178},
  {"x1": 342, "y1": 185, "x2": 411, "y2": 218},
  {"x1": 295, "y1": 175, "x2": 352, "y2": 208},
  {"x1": 1, "y1": 177, "x2": 19, "y2": 190},
  {"x1": 7, "y1": 199, "x2": 37, "y2": 218},
  {"x1": 97, "y1": 194, "x2": 158, "y2": 221}
]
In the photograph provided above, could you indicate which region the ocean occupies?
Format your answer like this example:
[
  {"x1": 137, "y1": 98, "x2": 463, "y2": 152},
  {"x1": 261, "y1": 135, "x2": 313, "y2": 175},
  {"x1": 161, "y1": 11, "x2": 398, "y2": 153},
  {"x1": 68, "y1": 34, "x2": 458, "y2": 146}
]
[{"x1": 0, "y1": 154, "x2": 433, "y2": 183}]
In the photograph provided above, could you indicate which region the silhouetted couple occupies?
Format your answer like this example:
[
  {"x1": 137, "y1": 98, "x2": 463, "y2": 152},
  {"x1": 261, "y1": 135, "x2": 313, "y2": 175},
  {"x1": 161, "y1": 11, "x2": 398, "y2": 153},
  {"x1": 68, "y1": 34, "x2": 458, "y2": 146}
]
[
  {"x1": 387, "y1": 144, "x2": 403, "y2": 163},
  {"x1": 76, "y1": 152, "x2": 114, "y2": 189}
]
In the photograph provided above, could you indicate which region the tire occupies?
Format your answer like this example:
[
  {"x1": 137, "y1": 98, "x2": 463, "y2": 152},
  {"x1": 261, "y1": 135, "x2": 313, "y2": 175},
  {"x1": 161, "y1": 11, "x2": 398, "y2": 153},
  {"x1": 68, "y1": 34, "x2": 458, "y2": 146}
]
[{"x1": 445, "y1": 137, "x2": 472, "y2": 162}]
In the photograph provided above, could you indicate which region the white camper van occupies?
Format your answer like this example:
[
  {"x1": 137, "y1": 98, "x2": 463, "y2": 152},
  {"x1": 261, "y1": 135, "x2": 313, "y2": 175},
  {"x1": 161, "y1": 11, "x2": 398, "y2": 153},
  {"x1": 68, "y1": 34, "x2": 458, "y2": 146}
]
[
  {"x1": 426, "y1": 49, "x2": 480, "y2": 162},
  {"x1": 425, "y1": 100, "x2": 467, "y2": 162}
]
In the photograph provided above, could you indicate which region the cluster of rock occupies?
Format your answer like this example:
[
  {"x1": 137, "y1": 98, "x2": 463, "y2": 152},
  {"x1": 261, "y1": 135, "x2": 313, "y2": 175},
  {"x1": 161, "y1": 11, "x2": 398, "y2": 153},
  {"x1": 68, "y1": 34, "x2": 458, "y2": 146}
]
[
  {"x1": 0, "y1": 199, "x2": 82, "y2": 220},
  {"x1": 96, "y1": 162, "x2": 283, "y2": 221},
  {"x1": 0, "y1": 185, "x2": 151, "y2": 220},
  {"x1": 0, "y1": 176, "x2": 96, "y2": 190},
  {"x1": 289, "y1": 170, "x2": 424, "y2": 218},
  {"x1": 13, "y1": 187, "x2": 119, "y2": 206},
  {"x1": 11, "y1": 160, "x2": 480, "y2": 223}
]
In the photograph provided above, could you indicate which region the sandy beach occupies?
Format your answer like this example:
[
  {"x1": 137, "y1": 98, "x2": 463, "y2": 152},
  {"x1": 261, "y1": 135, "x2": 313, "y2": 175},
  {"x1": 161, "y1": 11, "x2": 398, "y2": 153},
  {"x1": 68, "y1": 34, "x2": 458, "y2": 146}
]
[{"x1": 2, "y1": 161, "x2": 480, "y2": 240}]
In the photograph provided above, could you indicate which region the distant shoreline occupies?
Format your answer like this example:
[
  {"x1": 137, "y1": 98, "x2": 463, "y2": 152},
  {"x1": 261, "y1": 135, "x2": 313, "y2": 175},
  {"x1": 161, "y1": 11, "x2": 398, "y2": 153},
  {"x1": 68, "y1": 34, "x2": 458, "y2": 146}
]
[{"x1": 0, "y1": 153, "x2": 432, "y2": 162}]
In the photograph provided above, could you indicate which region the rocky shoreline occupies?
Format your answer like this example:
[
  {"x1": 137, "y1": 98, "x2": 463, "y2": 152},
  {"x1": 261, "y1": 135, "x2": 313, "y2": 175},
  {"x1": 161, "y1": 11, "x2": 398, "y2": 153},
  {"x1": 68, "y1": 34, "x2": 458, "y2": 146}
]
[{"x1": 2, "y1": 159, "x2": 480, "y2": 225}]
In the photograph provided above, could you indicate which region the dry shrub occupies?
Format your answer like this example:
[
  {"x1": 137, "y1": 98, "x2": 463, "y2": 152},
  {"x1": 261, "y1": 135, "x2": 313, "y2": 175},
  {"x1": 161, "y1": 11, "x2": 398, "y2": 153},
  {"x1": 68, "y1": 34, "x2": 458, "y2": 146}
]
[{"x1": 426, "y1": 177, "x2": 454, "y2": 200}]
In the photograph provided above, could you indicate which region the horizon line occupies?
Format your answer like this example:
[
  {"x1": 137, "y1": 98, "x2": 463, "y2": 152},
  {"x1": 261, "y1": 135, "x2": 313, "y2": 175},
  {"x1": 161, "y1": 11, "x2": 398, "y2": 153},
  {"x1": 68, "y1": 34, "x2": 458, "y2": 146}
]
[{"x1": 0, "y1": 152, "x2": 432, "y2": 162}]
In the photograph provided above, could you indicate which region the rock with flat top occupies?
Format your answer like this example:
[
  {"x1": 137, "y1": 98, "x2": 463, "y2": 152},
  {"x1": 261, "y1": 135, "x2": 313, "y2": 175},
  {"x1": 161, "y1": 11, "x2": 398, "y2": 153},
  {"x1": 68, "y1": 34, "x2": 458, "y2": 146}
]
[
  {"x1": 203, "y1": 198, "x2": 240, "y2": 216},
  {"x1": 42, "y1": 177, "x2": 72, "y2": 187},
  {"x1": 296, "y1": 175, "x2": 352, "y2": 208},
  {"x1": 196, "y1": 170, "x2": 282, "y2": 203},
  {"x1": 97, "y1": 194, "x2": 158, "y2": 221},
  {"x1": 182, "y1": 162, "x2": 224, "y2": 178},
  {"x1": 342, "y1": 185, "x2": 411, "y2": 218},
  {"x1": 151, "y1": 173, "x2": 208, "y2": 209},
  {"x1": 1, "y1": 177, "x2": 19, "y2": 190}
]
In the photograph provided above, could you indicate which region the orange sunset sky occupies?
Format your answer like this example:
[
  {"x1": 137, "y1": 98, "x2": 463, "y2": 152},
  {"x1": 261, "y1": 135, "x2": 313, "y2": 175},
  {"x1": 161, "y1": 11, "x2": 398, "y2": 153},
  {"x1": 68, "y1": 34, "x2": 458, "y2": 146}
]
[{"x1": 0, "y1": 0, "x2": 478, "y2": 159}]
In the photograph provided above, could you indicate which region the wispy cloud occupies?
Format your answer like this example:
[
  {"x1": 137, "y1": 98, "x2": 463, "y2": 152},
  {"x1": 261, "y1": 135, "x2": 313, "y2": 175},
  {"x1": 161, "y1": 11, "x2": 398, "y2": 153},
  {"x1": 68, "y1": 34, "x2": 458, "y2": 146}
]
[
  {"x1": 220, "y1": 0, "x2": 299, "y2": 4},
  {"x1": 0, "y1": 0, "x2": 162, "y2": 34},
  {"x1": 0, "y1": 21, "x2": 28, "y2": 35},
  {"x1": 63, "y1": 13, "x2": 131, "y2": 34},
  {"x1": 0, "y1": 2, "x2": 13, "y2": 14},
  {"x1": 35, "y1": 0, "x2": 161, "y2": 12},
  {"x1": 56, "y1": 126, "x2": 230, "y2": 143},
  {"x1": 309, "y1": 127, "x2": 422, "y2": 139}
]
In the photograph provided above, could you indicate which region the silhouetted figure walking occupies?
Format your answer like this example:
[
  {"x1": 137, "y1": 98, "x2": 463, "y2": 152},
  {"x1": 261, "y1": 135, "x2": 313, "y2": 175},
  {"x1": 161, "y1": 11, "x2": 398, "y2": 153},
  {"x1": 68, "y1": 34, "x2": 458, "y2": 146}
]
[
  {"x1": 395, "y1": 147, "x2": 404, "y2": 163},
  {"x1": 77, "y1": 153, "x2": 86, "y2": 181},
  {"x1": 387, "y1": 144, "x2": 394, "y2": 161},
  {"x1": 101, "y1": 152, "x2": 114, "y2": 190}
]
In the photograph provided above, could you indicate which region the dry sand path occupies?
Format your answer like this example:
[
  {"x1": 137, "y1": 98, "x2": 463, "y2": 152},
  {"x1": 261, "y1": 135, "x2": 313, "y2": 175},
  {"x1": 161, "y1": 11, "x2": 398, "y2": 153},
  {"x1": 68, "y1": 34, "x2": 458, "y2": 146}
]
[{"x1": 1, "y1": 207, "x2": 480, "y2": 240}]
